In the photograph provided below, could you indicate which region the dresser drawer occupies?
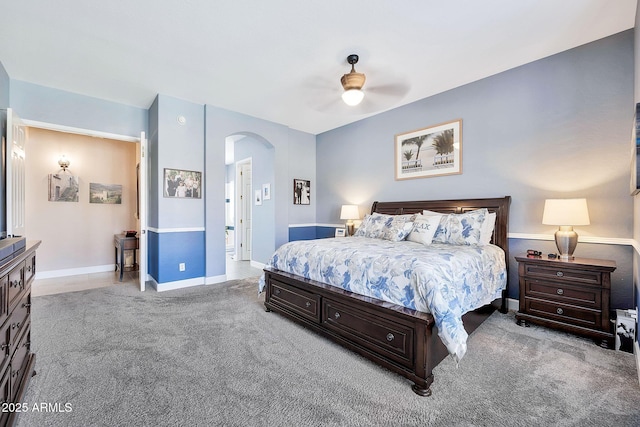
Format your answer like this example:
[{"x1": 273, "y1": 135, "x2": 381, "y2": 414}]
[
  {"x1": 10, "y1": 326, "x2": 30, "y2": 402},
  {"x1": 10, "y1": 292, "x2": 30, "y2": 350},
  {"x1": 322, "y1": 299, "x2": 415, "y2": 368},
  {"x1": 24, "y1": 252, "x2": 36, "y2": 285},
  {"x1": 525, "y1": 298, "x2": 602, "y2": 329},
  {"x1": 523, "y1": 264, "x2": 601, "y2": 286},
  {"x1": 7, "y1": 262, "x2": 25, "y2": 312},
  {"x1": 268, "y1": 279, "x2": 320, "y2": 323},
  {"x1": 0, "y1": 322, "x2": 10, "y2": 375},
  {"x1": 524, "y1": 279, "x2": 601, "y2": 308}
]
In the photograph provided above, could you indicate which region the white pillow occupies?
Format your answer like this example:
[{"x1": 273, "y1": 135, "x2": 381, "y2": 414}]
[
  {"x1": 407, "y1": 215, "x2": 441, "y2": 245},
  {"x1": 479, "y1": 212, "x2": 496, "y2": 245}
]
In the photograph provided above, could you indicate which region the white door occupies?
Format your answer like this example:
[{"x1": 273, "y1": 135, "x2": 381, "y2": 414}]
[
  {"x1": 138, "y1": 132, "x2": 148, "y2": 291},
  {"x1": 5, "y1": 108, "x2": 26, "y2": 238},
  {"x1": 237, "y1": 160, "x2": 252, "y2": 261}
]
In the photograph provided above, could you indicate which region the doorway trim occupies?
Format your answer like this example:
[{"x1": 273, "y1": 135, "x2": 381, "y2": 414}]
[{"x1": 235, "y1": 157, "x2": 252, "y2": 262}]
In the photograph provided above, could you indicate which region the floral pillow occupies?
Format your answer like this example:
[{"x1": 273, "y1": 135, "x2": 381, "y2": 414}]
[
  {"x1": 354, "y1": 213, "x2": 416, "y2": 241},
  {"x1": 446, "y1": 208, "x2": 488, "y2": 245},
  {"x1": 422, "y1": 208, "x2": 488, "y2": 245},
  {"x1": 407, "y1": 215, "x2": 441, "y2": 245}
]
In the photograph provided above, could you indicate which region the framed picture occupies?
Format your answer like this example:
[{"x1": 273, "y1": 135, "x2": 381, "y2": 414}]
[
  {"x1": 631, "y1": 104, "x2": 640, "y2": 196},
  {"x1": 255, "y1": 189, "x2": 262, "y2": 206},
  {"x1": 335, "y1": 228, "x2": 346, "y2": 237},
  {"x1": 293, "y1": 179, "x2": 310, "y2": 205},
  {"x1": 48, "y1": 173, "x2": 79, "y2": 202},
  {"x1": 262, "y1": 183, "x2": 271, "y2": 200},
  {"x1": 164, "y1": 168, "x2": 202, "y2": 198},
  {"x1": 89, "y1": 183, "x2": 122, "y2": 204},
  {"x1": 395, "y1": 119, "x2": 462, "y2": 180}
]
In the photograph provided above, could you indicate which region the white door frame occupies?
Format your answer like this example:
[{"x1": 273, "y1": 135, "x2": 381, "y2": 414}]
[{"x1": 235, "y1": 158, "x2": 252, "y2": 262}]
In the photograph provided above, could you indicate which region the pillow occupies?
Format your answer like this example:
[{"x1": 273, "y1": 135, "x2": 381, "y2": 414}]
[
  {"x1": 353, "y1": 212, "x2": 415, "y2": 241},
  {"x1": 422, "y1": 210, "x2": 448, "y2": 243},
  {"x1": 446, "y1": 208, "x2": 488, "y2": 246},
  {"x1": 479, "y1": 212, "x2": 496, "y2": 245},
  {"x1": 407, "y1": 215, "x2": 441, "y2": 245}
]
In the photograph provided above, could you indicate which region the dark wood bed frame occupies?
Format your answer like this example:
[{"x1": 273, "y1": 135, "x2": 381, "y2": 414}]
[{"x1": 263, "y1": 196, "x2": 511, "y2": 396}]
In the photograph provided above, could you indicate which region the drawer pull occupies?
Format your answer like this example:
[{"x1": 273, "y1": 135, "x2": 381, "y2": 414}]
[
  {"x1": 11, "y1": 322, "x2": 21, "y2": 330},
  {"x1": 556, "y1": 288, "x2": 564, "y2": 295},
  {"x1": 22, "y1": 303, "x2": 31, "y2": 308},
  {"x1": 274, "y1": 289, "x2": 280, "y2": 295},
  {"x1": 334, "y1": 312, "x2": 341, "y2": 319},
  {"x1": 305, "y1": 301, "x2": 311, "y2": 308},
  {"x1": 386, "y1": 333, "x2": 394, "y2": 342},
  {"x1": 556, "y1": 271, "x2": 564, "y2": 277},
  {"x1": 556, "y1": 308, "x2": 564, "y2": 315}
]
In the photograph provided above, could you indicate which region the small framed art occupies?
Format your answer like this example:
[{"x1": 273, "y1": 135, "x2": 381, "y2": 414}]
[
  {"x1": 335, "y1": 228, "x2": 346, "y2": 237},
  {"x1": 164, "y1": 168, "x2": 202, "y2": 198},
  {"x1": 293, "y1": 179, "x2": 310, "y2": 205}
]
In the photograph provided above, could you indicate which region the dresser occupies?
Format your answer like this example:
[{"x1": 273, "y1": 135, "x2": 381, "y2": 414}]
[
  {"x1": 0, "y1": 241, "x2": 40, "y2": 427},
  {"x1": 515, "y1": 255, "x2": 616, "y2": 348}
]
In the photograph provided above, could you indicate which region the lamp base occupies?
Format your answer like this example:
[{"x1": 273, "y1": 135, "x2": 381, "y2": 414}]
[
  {"x1": 555, "y1": 226, "x2": 578, "y2": 260},
  {"x1": 346, "y1": 223, "x2": 355, "y2": 237}
]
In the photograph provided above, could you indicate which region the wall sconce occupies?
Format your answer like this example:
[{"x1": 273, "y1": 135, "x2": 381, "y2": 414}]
[
  {"x1": 542, "y1": 198, "x2": 590, "y2": 260},
  {"x1": 340, "y1": 204, "x2": 360, "y2": 236},
  {"x1": 58, "y1": 155, "x2": 70, "y2": 171}
]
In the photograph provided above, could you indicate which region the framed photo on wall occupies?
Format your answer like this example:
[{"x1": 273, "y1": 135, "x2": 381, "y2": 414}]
[
  {"x1": 395, "y1": 119, "x2": 462, "y2": 180},
  {"x1": 293, "y1": 179, "x2": 310, "y2": 205},
  {"x1": 48, "y1": 173, "x2": 79, "y2": 202},
  {"x1": 164, "y1": 168, "x2": 202, "y2": 198}
]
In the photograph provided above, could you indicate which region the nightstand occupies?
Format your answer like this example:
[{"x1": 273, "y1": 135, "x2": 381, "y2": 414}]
[{"x1": 514, "y1": 255, "x2": 617, "y2": 348}]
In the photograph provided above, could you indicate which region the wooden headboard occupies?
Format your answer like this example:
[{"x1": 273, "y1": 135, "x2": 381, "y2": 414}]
[{"x1": 371, "y1": 196, "x2": 511, "y2": 310}]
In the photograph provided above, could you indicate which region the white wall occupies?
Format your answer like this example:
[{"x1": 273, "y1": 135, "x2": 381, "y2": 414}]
[{"x1": 26, "y1": 127, "x2": 138, "y2": 275}]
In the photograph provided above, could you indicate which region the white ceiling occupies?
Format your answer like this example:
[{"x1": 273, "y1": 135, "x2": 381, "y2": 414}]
[{"x1": 0, "y1": 0, "x2": 636, "y2": 135}]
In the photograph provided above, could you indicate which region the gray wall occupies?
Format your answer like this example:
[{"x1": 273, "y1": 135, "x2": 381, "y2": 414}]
[
  {"x1": 10, "y1": 80, "x2": 147, "y2": 137},
  {"x1": 204, "y1": 106, "x2": 316, "y2": 278},
  {"x1": 635, "y1": 1, "x2": 640, "y2": 316},
  {"x1": 234, "y1": 135, "x2": 275, "y2": 264},
  {"x1": 0, "y1": 62, "x2": 8, "y2": 108},
  {"x1": 317, "y1": 30, "x2": 635, "y2": 308}
]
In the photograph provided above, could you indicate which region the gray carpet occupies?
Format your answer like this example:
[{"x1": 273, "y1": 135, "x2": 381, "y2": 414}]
[{"x1": 15, "y1": 278, "x2": 640, "y2": 427}]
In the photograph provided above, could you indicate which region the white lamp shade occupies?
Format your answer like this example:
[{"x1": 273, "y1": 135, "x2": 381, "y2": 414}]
[
  {"x1": 340, "y1": 205, "x2": 360, "y2": 220},
  {"x1": 342, "y1": 89, "x2": 364, "y2": 106},
  {"x1": 542, "y1": 198, "x2": 590, "y2": 226}
]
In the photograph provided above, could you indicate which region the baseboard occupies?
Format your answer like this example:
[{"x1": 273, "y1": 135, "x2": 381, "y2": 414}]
[
  {"x1": 205, "y1": 274, "x2": 227, "y2": 285},
  {"x1": 507, "y1": 298, "x2": 519, "y2": 312},
  {"x1": 35, "y1": 264, "x2": 115, "y2": 280},
  {"x1": 251, "y1": 260, "x2": 266, "y2": 270},
  {"x1": 151, "y1": 276, "x2": 206, "y2": 292}
]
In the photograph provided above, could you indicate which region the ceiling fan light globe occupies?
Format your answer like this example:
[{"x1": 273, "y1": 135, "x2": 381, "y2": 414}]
[{"x1": 342, "y1": 89, "x2": 364, "y2": 106}]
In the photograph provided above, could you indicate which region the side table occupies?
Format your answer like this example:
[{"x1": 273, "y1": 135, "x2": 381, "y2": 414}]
[{"x1": 114, "y1": 234, "x2": 138, "y2": 281}]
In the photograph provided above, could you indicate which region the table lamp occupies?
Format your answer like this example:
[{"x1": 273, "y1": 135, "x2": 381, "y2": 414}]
[
  {"x1": 542, "y1": 198, "x2": 590, "y2": 260},
  {"x1": 340, "y1": 205, "x2": 360, "y2": 236}
]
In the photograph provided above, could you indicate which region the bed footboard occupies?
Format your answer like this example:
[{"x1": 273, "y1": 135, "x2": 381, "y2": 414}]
[{"x1": 263, "y1": 267, "x2": 470, "y2": 396}]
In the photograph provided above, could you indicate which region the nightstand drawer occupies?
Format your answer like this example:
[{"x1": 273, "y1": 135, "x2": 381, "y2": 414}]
[
  {"x1": 525, "y1": 279, "x2": 601, "y2": 308},
  {"x1": 526, "y1": 298, "x2": 601, "y2": 329},
  {"x1": 523, "y1": 264, "x2": 601, "y2": 286}
]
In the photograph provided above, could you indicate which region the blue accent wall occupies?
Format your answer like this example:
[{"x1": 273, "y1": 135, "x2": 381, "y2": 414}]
[
  {"x1": 148, "y1": 230, "x2": 205, "y2": 283},
  {"x1": 289, "y1": 226, "x2": 339, "y2": 241}
]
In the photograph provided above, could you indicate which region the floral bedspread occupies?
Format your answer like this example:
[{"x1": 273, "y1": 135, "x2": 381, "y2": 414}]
[{"x1": 258, "y1": 237, "x2": 507, "y2": 362}]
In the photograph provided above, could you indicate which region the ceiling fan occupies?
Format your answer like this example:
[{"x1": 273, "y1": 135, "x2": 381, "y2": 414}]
[
  {"x1": 305, "y1": 53, "x2": 410, "y2": 114},
  {"x1": 340, "y1": 54, "x2": 366, "y2": 106}
]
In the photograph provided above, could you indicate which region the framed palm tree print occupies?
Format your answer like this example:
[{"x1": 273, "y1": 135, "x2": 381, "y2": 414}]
[{"x1": 394, "y1": 119, "x2": 462, "y2": 180}]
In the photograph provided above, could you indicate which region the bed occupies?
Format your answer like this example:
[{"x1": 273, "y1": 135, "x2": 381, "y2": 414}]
[{"x1": 261, "y1": 196, "x2": 511, "y2": 396}]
